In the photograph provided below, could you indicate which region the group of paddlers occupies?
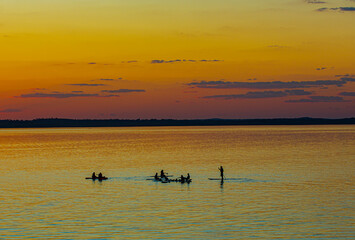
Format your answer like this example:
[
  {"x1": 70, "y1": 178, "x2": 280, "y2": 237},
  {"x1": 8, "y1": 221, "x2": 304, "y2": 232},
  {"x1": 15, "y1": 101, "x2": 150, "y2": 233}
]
[
  {"x1": 88, "y1": 166, "x2": 224, "y2": 183},
  {"x1": 154, "y1": 170, "x2": 191, "y2": 183},
  {"x1": 91, "y1": 172, "x2": 105, "y2": 179}
]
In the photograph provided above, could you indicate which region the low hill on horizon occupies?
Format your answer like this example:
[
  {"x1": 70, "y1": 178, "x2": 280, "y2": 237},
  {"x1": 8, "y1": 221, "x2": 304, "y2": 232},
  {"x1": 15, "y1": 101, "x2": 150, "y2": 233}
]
[{"x1": 0, "y1": 117, "x2": 354, "y2": 128}]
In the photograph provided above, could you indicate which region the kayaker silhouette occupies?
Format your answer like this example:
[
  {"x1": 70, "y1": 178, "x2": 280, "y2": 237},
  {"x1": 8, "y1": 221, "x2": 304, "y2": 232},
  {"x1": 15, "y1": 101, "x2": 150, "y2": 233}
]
[
  {"x1": 160, "y1": 170, "x2": 165, "y2": 178},
  {"x1": 186, "y1": 173, "x2": 190, "y2": 181},
  {"x1": 92, "y1": 172, "x2": 97, "y2": 179},
  {"x1": 98, "y1": 172, "x2": 103, "y2": 178},
  {"x1": 180, "y1": 174, "x2": 185, "y2": 183}
]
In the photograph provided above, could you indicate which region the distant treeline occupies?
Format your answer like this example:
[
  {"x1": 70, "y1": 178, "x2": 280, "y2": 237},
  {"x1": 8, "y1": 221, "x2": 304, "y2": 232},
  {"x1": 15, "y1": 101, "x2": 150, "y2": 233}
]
[{"x1": 0, "y1": 118, "x2": 354, "y2": 128}]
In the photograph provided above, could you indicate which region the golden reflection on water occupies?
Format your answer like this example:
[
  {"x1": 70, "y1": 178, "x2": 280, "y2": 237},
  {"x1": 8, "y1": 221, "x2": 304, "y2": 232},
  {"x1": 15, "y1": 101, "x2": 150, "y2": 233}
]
[{"x1": 0, "y1": 126, "x2": 354, "y2": 239}]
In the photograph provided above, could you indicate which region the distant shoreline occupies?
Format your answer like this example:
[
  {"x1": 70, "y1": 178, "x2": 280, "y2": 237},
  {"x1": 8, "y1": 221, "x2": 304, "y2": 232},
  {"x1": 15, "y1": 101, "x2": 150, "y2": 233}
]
[{"x1": 0, "y1": 117, "x2": 354, "y2": 128}]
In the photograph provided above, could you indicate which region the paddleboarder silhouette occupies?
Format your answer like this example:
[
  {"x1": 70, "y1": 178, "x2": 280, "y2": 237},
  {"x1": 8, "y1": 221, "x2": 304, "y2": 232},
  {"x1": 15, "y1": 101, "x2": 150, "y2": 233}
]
[{"x1": 218, "y1": 166, "x2": 225, "y2": 180}]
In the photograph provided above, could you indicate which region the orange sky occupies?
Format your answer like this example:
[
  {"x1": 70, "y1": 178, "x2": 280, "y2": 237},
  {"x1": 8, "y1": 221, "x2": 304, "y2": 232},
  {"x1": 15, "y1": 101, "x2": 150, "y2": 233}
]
[{"x1": 0, "y1": 0, "x2": 354, "y2": 119}]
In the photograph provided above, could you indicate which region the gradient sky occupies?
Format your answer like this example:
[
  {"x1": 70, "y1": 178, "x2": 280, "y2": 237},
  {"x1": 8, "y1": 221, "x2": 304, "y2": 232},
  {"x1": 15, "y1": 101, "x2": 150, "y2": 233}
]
[{"x1": 1, "y1": 0, "x2": 354, "y2": 119}]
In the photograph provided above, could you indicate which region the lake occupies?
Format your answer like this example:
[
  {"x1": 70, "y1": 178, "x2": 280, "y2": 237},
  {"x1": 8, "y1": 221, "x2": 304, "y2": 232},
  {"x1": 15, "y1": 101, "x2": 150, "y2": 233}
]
[{"x1": 0, "y1": 125, "x2": 354, "y2": 239}]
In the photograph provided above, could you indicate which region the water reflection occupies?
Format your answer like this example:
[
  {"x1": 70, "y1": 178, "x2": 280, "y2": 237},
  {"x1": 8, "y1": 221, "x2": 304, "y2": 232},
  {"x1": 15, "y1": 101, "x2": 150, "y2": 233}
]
[
  {"x1": 220, "y1": 180, "x2": 224, "y2": 192},
  {"x1": 0, "y1": 126, "x2": 353, "y2": 239}
]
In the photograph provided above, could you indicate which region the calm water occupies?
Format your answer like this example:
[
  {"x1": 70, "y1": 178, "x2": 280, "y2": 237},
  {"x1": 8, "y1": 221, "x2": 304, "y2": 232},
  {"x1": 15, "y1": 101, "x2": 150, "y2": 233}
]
[{"x1": 0, "y1": 125, "x2": 354, "y2": 239}]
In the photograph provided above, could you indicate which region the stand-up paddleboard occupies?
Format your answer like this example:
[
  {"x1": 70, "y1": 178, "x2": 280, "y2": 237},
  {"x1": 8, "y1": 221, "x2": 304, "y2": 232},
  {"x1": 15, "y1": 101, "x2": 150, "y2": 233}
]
[{"x1": 208, "y1": 178, "x2": 252, "y2": 181}]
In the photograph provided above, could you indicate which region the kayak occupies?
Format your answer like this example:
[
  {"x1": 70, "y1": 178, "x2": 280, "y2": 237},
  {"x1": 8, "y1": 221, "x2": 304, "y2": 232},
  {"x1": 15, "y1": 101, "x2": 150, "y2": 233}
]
[
  {"x1": 170, "y1": 178, "x2": 192, "y2": 183},
  {"x1": 86, "y1": 177, "x2": 108, "y2": 180},
  {"x1": 146, "y1": 178, "x2": 192, "y2": 183}
]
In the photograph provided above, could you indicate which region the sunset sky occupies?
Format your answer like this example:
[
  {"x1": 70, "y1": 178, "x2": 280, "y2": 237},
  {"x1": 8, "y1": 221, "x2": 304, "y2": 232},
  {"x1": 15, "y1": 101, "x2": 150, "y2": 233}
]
[{"x1": 1, "y1": 0, "x2": 354, "y2": 119}]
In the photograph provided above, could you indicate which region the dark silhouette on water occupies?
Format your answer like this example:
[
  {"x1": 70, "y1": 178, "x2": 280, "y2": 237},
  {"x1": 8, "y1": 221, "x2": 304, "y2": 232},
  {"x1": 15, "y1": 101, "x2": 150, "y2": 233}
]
[
  {"x1": 180, "y1": 175, "x2": 185, "y2": 183},
  {"x1": 160, "y1": 170, "x2": 166, "y2": 178},
  {"x1": 218, "y1": 166, "x2": 225, "y2": 180},
  {"x1": 148, "y1": 171, "x2": 191, "y2": 183},
  {"x1": 159, "y1": 170, "x2": 170, "y2": 182},
  {"x1": 86, "y1": 172, "x2": 108, "y2": 181}
]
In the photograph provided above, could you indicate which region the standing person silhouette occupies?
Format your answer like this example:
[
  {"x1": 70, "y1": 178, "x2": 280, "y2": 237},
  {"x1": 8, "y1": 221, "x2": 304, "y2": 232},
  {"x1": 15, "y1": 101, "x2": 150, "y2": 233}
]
[{"x1": 218, "y1": 166, "x2": 224, "y2": 180}]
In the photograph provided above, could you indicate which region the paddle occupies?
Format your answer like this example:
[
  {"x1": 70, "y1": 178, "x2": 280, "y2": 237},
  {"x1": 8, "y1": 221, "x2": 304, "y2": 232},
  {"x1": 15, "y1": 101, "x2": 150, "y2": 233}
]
[{"x1": 218, "y1": 166, "x2": 226, "y2": 180}]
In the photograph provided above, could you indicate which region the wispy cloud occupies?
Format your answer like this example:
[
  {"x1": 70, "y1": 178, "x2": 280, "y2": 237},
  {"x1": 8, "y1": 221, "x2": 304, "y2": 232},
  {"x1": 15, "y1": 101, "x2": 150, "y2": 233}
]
[
  {"x1": 317, "y1": 7, "x2": 355, "y2": 12},
  {"x1": 100, "y1": 94, "x2": 120, "y2": 98},
  {"x1": 0, "y1": 108, "x2": 22, "y2": 113},
  {"x1": 102, "y1": 89, "x2": 146, "y2": 93},
  {"x1": 286, "y1": 96, "x2": 349, "y2": 103},
  {"x1": 17, "y1": 92, "x2": 118, "y2": 98},
  {"x1": 202, "y1": 90, "x2": 312, "y2": 100},
  {"x1": 267, "y1": 45, "x2": 290, "y2": 49},
  {"x1": 339, "y1": 92, "x2": 355, "y2": 96},
  {"x1": 151, "y1": 60, "x2": 165, "y2": 64},
  {"x1": 305, "y1": 0, "x2": 326, "y2": 4},
  {"x1": 66, "y1": 83, "x2": 107, "y2": 87},
  {"x1": 335, "y1": 74, "x2": 354, "y2": 77},
  {"x1": 203, "y1": 91, "x2": 287, "y2": 99},
  {"x1": 188, "y1": 78, "x2": 351, "y2": 89},
  {"x1": 285, "y1": 90, "x2": 314, "y2": 95},
  {"x1": 121, "y1": 60, "x2": 138, "y2": 63},
  {"x1": 199, "y1": 59, "x2": 223, "y2": 62},
  {"x1": 99, "y1": 78, "x2": 115, "y2": 81},
  {"x1": 98, "y1": 77, "x2": 123, "y2": 81},
  {"x1": 92, "y1": 78, "x2": 123, "y2": 82},
  {"x1": 151, "y1": 59, "x2": 223, "y2": 64},
  {"x1": 340, "y1": 77, "x2": 355, "y2": 82}
]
